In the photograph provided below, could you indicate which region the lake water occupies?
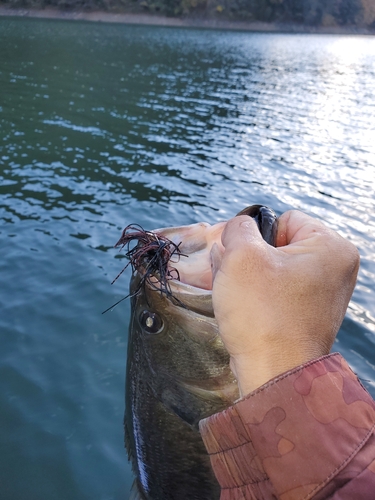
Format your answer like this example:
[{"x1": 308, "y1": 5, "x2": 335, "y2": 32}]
[{"x1": 1, "y1": 16, "x2": 374, "y2": 499}]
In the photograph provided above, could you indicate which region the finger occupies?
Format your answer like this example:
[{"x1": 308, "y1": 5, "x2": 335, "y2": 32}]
[{"x1": 276, "y1": 210, "x2": 328, "y2": 247}]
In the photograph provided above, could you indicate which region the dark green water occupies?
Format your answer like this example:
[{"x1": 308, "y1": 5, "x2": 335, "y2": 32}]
[{"x1": 0, "y1": 17, "x2": 374, "y2": 499}]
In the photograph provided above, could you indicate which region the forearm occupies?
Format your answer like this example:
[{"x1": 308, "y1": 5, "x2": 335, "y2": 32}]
[{"x1": 200, "y1": 354, "x2": 375, "y2": 500}]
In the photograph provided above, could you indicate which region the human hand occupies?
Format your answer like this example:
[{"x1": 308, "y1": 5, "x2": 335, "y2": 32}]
[{"x1": 210, "y1": 210, "x2": 360, "y2": 397}]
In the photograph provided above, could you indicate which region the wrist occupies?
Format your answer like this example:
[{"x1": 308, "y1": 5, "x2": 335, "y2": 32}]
[{"x1": 231, "y1": 346, "x2": 327, "y2": 397}]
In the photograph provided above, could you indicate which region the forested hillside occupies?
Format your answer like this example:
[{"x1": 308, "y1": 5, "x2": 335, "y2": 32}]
[{"x1": 1, "y1": 0, "x2": 375, "y2": 27}]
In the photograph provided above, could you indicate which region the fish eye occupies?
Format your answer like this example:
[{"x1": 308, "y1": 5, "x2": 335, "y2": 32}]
[{"x1": 139, "y1": 310, "x2": 163, "y2": 334}]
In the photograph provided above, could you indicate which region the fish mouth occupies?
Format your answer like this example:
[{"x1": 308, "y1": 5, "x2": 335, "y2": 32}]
[
  {"x1": 154, "y1": 220, "x2": 226, "y2": 292},
  {"x1": 110, "y1": 220, "x2": 226, "y2": 313},
  {"x1": 108, "y1": 205, "x2": 277, "y2": 314},
  {"x1": 154, "y1": 205, "x2": 277, "y2": 294}
]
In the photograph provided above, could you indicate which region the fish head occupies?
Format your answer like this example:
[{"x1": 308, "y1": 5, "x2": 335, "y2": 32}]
[{"x1": 127, "y1": 220, "x2": 239, "y2": 427}]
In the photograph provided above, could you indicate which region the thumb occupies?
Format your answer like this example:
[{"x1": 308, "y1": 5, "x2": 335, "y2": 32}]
[{"x1": 221, "y1": 215, "x2": 268, "y2": 253}]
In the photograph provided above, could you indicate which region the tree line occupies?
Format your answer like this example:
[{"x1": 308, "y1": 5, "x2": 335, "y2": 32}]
[{"x1": 2, "y1": 0, "x2": 375, "y2": 27}]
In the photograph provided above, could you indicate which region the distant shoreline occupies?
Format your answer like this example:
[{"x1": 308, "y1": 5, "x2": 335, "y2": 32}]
[{"x1": 0, "y1": 6, "x2": 374, "y2": 35}]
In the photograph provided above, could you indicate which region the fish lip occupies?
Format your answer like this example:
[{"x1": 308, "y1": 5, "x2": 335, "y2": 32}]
[
  {"x1": 169, "y1": 280, "x2": 214, "y2": 316},
  {"x1": 135, "y1": 264, "x2": 212, "y2": 295},
  {"x1": 168, "y1": 278, "x2": 212, "y2": 296},
  {"x1": 137, "y1": 268, "x2": 215, "y2": 317}
]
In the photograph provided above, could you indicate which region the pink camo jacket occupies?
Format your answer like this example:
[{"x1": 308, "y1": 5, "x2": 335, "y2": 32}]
[{"x1": 199, "y1": 353, "x2": 375, "y2": 500}]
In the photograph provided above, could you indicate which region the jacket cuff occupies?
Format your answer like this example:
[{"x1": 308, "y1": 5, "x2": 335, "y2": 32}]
[{"x1": 199, "y1": 353, "x2": 375, "y2": 500}]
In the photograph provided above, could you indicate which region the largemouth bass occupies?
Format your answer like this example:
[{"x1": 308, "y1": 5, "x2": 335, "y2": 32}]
[{"x1": 119, "y1": 205, "x2": 278, "y2": 500}]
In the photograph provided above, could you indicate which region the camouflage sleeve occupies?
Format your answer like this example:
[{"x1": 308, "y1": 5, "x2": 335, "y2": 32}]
[{"x1": 199, "y1": 353, "x2": 375, "y2": 500}]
